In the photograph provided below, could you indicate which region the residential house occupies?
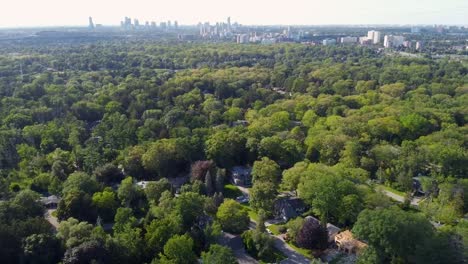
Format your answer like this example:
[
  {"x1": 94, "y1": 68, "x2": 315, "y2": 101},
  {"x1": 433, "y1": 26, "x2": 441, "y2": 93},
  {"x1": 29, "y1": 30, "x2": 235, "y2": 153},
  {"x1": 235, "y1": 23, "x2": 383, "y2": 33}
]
[
  {"x1": 168, "y1": 175, "x2": 190, "y2": 194},
  {"x1": 136, "y1": 181, "x2": 154, "y2": 189},
  {"x1": 274, "y1": 197, "x2": 307, "y2": 221},
  {"x1": 40, "y1": 195, "x2": 61, "y2": 209},
  {"x1": 230, "y1": 166, "x2": 252, "y2": 187}
]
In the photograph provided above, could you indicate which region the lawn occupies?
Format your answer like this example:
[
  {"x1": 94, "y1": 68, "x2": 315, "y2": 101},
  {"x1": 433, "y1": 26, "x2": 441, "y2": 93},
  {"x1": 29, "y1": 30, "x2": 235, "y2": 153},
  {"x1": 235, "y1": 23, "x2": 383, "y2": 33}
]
[
  {"x1": 267, "y1": 224, "x2": 284, "y2": 235},
  {"x1": 223, "y1": 184, "x2": 243, "y2": 199}
]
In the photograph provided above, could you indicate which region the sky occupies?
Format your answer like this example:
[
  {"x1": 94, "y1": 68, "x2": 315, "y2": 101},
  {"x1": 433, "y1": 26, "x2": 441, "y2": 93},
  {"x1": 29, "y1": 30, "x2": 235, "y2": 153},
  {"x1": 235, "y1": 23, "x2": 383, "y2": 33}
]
[{"x1": 0, "y1": 0, "x2": 467, "y2": 28}]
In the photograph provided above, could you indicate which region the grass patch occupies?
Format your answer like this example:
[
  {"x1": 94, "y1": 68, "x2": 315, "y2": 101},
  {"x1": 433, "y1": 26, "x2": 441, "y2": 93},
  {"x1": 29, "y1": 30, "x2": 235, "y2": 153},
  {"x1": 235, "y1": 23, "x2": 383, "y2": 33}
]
[
  {"x1": 240, "y1": 203, "x2": 259, "y2": 222},
  {"x1": 267, "y1": 224, "x2": 284, "y2": 235},
  {"x1": 286, "y1": 242, "x2": 315, "y2": 259},
  {"x1": 51, "y1": 210, "x2": 58, "y2": 217},
  {"x1": 223, "y1": 184, "x2": 243, "y2": 199}
]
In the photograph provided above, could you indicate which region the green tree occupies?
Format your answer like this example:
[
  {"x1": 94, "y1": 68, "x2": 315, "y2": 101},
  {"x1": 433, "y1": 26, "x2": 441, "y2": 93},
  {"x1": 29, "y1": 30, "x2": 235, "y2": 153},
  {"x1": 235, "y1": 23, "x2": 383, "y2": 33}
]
[
  {"x1": 201, "y1": 244, "x2": 237, "y2": 264},
  {"x1": 298, "y1": 170, "x2": 357, "y2": 224},
  {"x1": 205, "y1": 129, "x2": 247, "y2": 168},
  {"x1": 158, "y1": 234, "x2": 197, "y2": 264},
  {"x1": 92, "y1": 189, "x2": 119, "y2": 222},
  {"x1": 23, "y1": 234, "x2": 63, "y2": 264},
  {"x1": 216, "y1": 199, "x2": 249, "y2": 234},
  {"x1": 252, "y1": 157, "x2": 281, "y2": 185},
  {"x1": 117, "y1": 177, "x2": 140, "y2": 207},
  {"x1": 145, "y1": 178, "x2": 172, "y2": 205},
  {"x1": 353, "y1": 207, "x2": 436, "y2": 263},
  {"x1": 62, "y1": 172, "x2": 100, "y2": 195},
  {"x1": 145, "y1": 215, "x2": 182, "y2": 256},
  {"x1": 250, "y1": 181, "x2": 278, "y2": 215},
  {"x1": 142, "y1": 138, "x2": 190, "y2": 177}
]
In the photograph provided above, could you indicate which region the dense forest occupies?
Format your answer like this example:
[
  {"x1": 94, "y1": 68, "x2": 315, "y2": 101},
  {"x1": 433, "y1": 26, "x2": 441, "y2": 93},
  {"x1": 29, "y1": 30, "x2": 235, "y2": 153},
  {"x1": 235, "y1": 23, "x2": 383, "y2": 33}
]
[{"x1": 0, "y1": 40, "x2": 467, "y2": 264}]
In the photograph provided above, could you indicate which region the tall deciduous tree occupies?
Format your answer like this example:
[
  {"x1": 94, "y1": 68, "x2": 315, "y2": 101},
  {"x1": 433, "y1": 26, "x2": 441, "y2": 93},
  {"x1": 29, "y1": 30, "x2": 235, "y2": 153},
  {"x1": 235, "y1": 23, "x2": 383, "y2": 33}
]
[{"x1": 216, "y1": 199, "x2": 249, "y2": 234}]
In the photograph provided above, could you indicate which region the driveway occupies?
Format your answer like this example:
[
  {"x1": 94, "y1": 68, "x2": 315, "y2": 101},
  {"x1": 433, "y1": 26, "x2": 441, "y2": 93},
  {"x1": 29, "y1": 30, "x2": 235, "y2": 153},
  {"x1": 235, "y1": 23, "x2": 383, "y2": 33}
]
[
  {"x1": 380, "y1": 190, "x2": 422, "y2": 206},
  {"x1": 234, "y1": 249, "x2": 259, "y2": 264},
  {"x1": 274, "y1": 235, "x2": 310, "y2": 264},
  {"x1": 248, "y1": 217, "x2": 310, "y2": 263},
  {"x1": 45, "y1": 209, "x2": 59, "y2": 230},
  {"x1": 237, "y1": 186, "x2": 250, "y2": 196}
]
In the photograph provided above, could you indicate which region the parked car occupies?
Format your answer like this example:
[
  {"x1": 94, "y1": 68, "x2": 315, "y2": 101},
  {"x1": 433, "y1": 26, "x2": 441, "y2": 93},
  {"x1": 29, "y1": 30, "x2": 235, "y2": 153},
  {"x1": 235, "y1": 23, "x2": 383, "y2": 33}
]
[{"x1": 235, "y1": 195, "x2": 249, "y2": 204}]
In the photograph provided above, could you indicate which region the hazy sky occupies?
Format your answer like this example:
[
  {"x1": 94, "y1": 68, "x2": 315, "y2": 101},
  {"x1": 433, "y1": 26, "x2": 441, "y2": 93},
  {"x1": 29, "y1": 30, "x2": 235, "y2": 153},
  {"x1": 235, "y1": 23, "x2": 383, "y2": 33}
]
[{"x1": 1, "y1": 0, "x2": 467, "y2": 28}]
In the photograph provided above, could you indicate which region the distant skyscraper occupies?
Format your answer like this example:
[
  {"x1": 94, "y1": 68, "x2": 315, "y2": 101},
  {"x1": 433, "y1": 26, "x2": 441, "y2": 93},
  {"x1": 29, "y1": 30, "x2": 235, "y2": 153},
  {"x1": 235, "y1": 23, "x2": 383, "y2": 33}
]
[
  {"x1": 88, "y1": 17, "x2": 95, "y2": 30},
  {"x1": 174, "y1": 21, "x2": 178, "y2": 29},
  {"x1": 134, "y1": 19, "x2": 140, "y2": 27},
  {"x1": 227, "y1": 17, "x2": 231, "y2": 32}
]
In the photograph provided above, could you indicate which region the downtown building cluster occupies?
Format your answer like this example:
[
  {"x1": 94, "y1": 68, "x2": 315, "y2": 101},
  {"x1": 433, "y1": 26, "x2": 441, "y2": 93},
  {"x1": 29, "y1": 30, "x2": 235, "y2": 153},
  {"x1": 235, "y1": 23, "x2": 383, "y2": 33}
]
[
  {"x1": 120, "y1": 17, "x2": 178, "y2": 31},
  {"x1": 321, "y1": 30, "x2": 423, "y2": 51}
]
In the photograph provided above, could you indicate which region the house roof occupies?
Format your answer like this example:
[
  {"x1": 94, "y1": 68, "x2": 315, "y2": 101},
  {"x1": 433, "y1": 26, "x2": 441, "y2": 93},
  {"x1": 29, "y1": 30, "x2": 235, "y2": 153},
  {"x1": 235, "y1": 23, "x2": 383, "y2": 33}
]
[
  {"x1": 327, "y1": 223, "x2": 341, "y2": 238},
  {"x1": 168, "y1": 176, "x2": 189, "y2": 188}
]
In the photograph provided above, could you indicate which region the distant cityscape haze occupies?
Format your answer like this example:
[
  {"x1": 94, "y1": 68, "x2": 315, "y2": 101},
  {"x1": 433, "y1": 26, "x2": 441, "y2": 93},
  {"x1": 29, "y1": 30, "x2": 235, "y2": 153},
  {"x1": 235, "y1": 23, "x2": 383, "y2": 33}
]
[{"x1": 1, "y1": 0, "x2": 467, "y2": 28}]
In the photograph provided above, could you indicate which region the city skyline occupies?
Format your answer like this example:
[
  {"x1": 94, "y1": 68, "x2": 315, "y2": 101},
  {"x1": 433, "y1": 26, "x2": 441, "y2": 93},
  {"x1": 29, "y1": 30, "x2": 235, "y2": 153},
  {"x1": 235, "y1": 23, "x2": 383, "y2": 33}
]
[{"x1": 0, "y1": 0, "x2": 467, "y2": 28}]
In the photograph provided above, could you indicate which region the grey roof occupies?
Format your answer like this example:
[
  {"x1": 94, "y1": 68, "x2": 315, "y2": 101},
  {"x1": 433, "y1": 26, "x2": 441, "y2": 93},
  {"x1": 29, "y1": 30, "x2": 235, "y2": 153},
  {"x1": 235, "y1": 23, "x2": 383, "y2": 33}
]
[{"x1": 275, "y1": 197, "x2": 306, "y2": 220}]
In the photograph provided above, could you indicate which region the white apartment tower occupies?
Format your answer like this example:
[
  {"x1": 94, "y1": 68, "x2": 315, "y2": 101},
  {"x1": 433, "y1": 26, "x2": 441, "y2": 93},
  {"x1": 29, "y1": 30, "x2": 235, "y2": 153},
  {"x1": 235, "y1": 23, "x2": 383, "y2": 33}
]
[
  {"x1": 384, "y1": 35, "x2": 405, "y2": 48},
  {"x1": 367, "y1": 30, "x2": 382, "y2": 44}
]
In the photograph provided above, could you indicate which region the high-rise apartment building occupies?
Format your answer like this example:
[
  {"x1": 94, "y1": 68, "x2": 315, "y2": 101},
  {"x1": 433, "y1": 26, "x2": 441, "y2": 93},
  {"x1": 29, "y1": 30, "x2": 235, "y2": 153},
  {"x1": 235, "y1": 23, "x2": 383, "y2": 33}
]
[
  {"x1": 384, "y1": 35, "x2": 405, "y2": 48},
  {"x1": 367, "y1": 30, "x2": 381, "y2": 44}
]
